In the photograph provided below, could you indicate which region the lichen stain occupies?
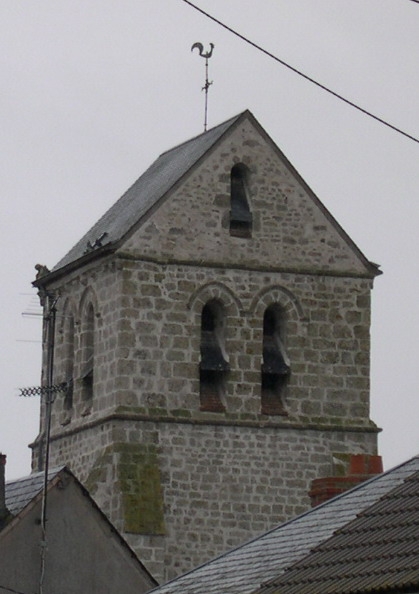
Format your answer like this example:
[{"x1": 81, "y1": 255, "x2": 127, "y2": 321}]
[{"x1": 86, "y1": 442, "x2": 166, "y2": 535}]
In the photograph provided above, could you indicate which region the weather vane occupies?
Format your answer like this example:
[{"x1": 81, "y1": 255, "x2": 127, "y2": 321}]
[{"x1": 191, "y1": 42, "x2": 214, "y2": 131}]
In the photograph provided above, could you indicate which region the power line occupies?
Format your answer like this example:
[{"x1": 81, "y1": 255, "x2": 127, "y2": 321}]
[{"x1": 181, "y1": 0, "x2": 419, "y2": 145}]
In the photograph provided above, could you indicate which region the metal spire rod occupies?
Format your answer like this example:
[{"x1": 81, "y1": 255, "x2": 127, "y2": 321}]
[{"x1": 191, "y1": 42, "x2": 214, "y2": 131}]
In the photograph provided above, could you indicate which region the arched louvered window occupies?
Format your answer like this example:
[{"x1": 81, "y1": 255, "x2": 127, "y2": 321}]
[
  {"x1": 230, "y1": 163, "x2": 252, "y2": 238},
  {"x1": 81, "y1": 303, "x2": 94, "y2": 413},
  {"x1": 63, "y1": 313, "x2": 74, "y2": 412},
  {"x1": 261, "y1": 305, "x2": 290, "y2": 415},
  {"x1": 199, "y1": 300, "x2": 229, "y2": 412}
]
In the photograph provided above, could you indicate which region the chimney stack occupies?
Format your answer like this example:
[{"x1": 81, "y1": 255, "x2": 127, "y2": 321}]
[
  {"x1": 0, "y1": 453, "x2": 8, "y2": 527},
  {"x1": 309, "y1": 454, "x2": 383, "y2": 507}
]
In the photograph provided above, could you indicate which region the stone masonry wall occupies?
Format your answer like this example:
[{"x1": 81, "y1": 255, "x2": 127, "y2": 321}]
[
  {"x1": 111, "y1": 257, "x2": 374, "y2": 426},
  {"x1": 124, "y1": 116, "x2": 370, "y2": 277},
  {"x1": 32, "y1": 253, "x2": 378, "y2": 583},
  {"x1": 33, "y1": 256, "x2": 375, "y2": 440},
  {"x1": 42, "y1": 416, "x2": 377, "y2": 583}
]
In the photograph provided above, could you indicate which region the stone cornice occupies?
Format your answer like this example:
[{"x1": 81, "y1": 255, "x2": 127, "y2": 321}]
[
  {"x1": 115, "y1": 251, "x2": 377, "y2": 281},
  {"x1": 29, "y1": 411, "x2": 381, "y2": 447}
]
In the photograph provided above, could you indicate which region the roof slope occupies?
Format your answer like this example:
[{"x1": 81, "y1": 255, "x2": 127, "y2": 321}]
[
  {"x1": 52, "y1": 112, "x2": 243, "y2": 272},
  {"x1": 258, "y1": 469, "x2": 419, "y2": 594},
  {"x1": 149, "y1": 456, "x2": 419, "y2": 594},
  {"x1": 5, "y1": 466, "x2": 63, "y2": 516},
  {"x1": 47, "y1": 109, "x2": 379, "y2": 279},
  {"x1": 4, "y1": 466, "x2": 158, "y2": 587}
]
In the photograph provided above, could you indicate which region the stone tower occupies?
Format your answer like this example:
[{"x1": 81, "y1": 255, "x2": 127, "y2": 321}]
[{"x1": 32, "y1": 111, "x2": 380, "y2": 583}]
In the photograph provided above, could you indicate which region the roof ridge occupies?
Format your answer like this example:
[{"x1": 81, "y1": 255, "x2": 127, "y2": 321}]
[
  {"x1": 43, "y1": 110, "x2": 250, "y2": 277},
  {"x1": 157, "y1": 111, "x2": 246, "y2": 159},
  {"x1": 6, "y1": 465, "x2": 66, "y2": 485}
]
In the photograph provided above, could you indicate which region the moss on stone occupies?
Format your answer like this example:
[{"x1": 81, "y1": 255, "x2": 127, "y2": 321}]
[
  {"x1": 239, "y1": 413, "x2": 256, "y2": 421},
  {"x1": 85, "y1": 442, "x2": 165, "y2": 535},
  {"x1": 170, "y1": 408, "x2": 192, "y2": 418},
  {"x1": 333, "y1": 453, "x2": 352, "y2": 476},
  {"x1": 85, "y1": 446, "x2": 113, "y2": 495},
  {"x1": 114, "y1": 405, "x2": 147, "y2": 415},
  {"x1": 148, "y1": 407, "x2": 168, "y2": 416},
  {"x1": 117, "y1": 442, "x2": 166, "y2": 535}
]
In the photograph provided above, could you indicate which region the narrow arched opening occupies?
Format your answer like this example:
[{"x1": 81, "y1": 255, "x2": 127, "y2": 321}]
[
  {"x1": 63, "y1": 313, "x2": 74, "y2": 412},
  {"x1": 81, "y1": 303, "x2": 94, "y2": 413},
  {"x1": 261, "y1": 305, "x2": 290, "y2": 415},
  {"x1": 230, "y1": 163, "x2": 252, "y2": 238},
  {"x1": 199, "y1": 300, "x2": 229, "y2": 412}
]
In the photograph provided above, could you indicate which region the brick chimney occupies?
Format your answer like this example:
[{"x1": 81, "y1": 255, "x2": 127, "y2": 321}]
[
  {"x1": 0, "y1": 453, "x2": 9, "y2": 528},
  {"x1": 309, "y1": 454, "x2": 383, "y2": 507}
]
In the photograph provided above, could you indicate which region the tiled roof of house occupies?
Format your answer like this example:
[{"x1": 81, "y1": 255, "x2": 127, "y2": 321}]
[
  {"x1": 257, "y1": 468, "x2": 419, "y2": 594},
  {"x1": 52, "y1": 112, "x2": 244, "y2": 273},
  {"x1": 5, "y1": 467, "x2": 64, "y2": 515},
  {"x1": 149, "y1": 456, "x2": 419, "y2": 594}
]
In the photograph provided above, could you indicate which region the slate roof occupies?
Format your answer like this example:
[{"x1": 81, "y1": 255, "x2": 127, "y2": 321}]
[
  {"x1": 5, "y1": 466, "x2": 64, "y2": 516},
  {"x1": 41, "y1": 109, "x2": 380, "y2": 280},
  {"x1": 258, "y1": 468, "x2": 419, "y2": 594},
  {"x1": 149, "y1": 456, "x2": 419, "y2": 594},
  {"x1": 52, "y1": 112, "x2": 244, "y2": 273}
]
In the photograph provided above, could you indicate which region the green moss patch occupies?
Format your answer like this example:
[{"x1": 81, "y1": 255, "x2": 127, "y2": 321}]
[
  {"x1": 86, "y1": 442, "x2": 166, "y2": 535},
  {"x1": 118, "y1": 443, "x2": 166, "y2": 535}
]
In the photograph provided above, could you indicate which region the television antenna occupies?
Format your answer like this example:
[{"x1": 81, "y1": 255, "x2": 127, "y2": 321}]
[{"x1": 18, "y1": 290, "x2": 64, "y2": 593}]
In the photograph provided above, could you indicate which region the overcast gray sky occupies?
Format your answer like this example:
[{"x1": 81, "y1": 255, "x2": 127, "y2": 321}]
[{"x1": 1, "y1": 1, "x2": 419, "y2": 480}]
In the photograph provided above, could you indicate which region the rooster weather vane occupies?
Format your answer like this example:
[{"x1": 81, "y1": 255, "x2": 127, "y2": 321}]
[{"x1": 191, "y1": 42, "x2": 214, "y2": 131}]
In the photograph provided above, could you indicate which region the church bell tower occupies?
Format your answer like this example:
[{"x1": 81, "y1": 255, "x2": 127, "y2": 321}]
[{"x1": 32, "y1": 110, "x2": 380, "y2": 583}]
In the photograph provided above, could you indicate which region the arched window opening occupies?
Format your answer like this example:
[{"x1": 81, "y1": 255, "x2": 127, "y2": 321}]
[
  {"x1": 81, "y1": 303, "x2": 94, "y2": 413},
  {"x1": 199, "y1": 300, "x2": 229, "y2": 412},
  {"x1": 63, "y1": 314, "x2": 74, "y2": 412},
  {"x1": 230, "y1": 164, "x2": 252, "y2": 238},
  {"x1": 261, "y1": 305, "x2": 290, "y2": 415}
]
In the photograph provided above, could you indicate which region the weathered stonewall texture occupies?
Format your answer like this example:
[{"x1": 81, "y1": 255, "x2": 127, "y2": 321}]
[{"x1": 32, "y1": 111, "x2": 380, "y2": 583}]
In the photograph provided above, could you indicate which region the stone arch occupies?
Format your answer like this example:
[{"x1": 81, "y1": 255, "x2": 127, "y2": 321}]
[
  {"x1": 251, "y1": 286, "x2": 305, "y2": 417},
  {"x1": 58, "y1": 296, "x2": 78, "y2": 333},
  {"x1": 79, "y1": 287, "x2": 99, "y2": 320},
  {"x1": 250, "y1": 285, "x2": 305, "y2": 322},
  {"x1": 188, "y1": 282, "x2": 242, "y2": 316},
  {"x1": 188, "y1": 283, "x2": 240, "y2": 414}
]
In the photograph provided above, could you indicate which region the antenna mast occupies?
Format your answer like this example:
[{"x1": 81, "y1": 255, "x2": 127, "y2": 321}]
[
  {"x1": 19, "y1": 287, "x2": 63, "y2": 594},
  {"x1": 39, "y1": 291, "x2": 58, "y2": 594},
  {"x1": 191, "y1": 42, "x2": 215, "y2": 131}
]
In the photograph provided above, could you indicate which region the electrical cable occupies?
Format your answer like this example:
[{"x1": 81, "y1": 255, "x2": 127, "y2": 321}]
[{"x1": 181, "y1": 0, "x2": 419, "y2": 145}]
